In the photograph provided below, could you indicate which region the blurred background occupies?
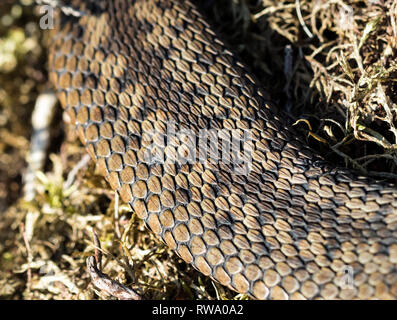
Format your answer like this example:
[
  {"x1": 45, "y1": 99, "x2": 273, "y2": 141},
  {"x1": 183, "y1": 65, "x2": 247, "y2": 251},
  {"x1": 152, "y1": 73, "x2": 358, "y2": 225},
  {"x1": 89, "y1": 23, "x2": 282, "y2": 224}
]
[
  {"x1": 0, "y1": 0, "x2": 46, "y2": 211},
  {"x1": 0, "y1": 0, "x2": 396, "y2": 299}
]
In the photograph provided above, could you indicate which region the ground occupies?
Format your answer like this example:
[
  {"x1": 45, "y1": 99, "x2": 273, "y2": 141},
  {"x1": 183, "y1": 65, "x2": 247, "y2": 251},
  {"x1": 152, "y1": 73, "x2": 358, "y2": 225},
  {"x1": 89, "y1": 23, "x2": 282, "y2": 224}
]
[{"x1": 0, "y1": 0, "x2": 396, "y2": 300}]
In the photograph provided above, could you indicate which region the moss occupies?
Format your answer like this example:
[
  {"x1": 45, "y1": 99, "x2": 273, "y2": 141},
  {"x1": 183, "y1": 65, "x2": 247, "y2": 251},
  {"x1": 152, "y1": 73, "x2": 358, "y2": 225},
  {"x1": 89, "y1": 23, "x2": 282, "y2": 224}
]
[{"x1": 0, "y1": 0, "x2": 396, "y2": 300}]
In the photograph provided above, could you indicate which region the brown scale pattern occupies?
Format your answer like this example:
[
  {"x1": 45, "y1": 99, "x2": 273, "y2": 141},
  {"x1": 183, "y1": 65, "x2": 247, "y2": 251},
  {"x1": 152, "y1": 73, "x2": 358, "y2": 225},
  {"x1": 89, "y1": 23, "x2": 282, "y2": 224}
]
[{"x1": 47, "y1": 0, "x2": 397, "y2": 299}]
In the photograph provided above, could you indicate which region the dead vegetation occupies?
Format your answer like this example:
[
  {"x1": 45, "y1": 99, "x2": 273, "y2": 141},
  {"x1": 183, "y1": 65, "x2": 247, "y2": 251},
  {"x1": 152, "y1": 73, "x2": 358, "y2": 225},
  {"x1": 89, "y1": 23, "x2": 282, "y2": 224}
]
[
  {"x1": 210, "y1": 0, "x2": 397, "y2": 177},
  {"x1": 0, "y1": 0, "x2": 396, "y2": 300}
]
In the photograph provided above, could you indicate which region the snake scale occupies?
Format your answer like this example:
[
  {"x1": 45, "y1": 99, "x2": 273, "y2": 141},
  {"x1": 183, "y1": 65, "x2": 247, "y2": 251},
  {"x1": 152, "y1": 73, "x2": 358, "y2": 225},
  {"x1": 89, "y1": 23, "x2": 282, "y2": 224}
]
[{"x1": 45, "y1": 0, "x2": 397, "y2": 299}]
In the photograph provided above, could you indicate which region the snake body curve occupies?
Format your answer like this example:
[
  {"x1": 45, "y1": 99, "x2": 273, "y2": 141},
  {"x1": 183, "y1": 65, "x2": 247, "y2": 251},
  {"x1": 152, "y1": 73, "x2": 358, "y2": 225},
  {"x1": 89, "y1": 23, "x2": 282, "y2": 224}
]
[{"x1": 47, "y1": 0, "x2": 397, "y2": 299}]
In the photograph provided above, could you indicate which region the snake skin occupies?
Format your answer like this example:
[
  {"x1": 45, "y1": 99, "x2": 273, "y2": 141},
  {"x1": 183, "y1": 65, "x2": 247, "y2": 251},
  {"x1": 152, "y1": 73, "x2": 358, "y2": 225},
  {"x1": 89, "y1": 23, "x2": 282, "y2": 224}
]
[{"x1": 46, "y1": 0, "x2": 397, "y2": 299}]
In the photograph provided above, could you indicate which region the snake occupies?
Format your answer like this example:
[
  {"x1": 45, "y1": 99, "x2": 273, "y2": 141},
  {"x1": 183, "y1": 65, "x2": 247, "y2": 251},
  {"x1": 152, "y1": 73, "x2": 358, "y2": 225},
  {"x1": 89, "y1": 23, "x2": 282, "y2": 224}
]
[{"x1": 43, "y1": 0, "x2": 397, "y2": 299}]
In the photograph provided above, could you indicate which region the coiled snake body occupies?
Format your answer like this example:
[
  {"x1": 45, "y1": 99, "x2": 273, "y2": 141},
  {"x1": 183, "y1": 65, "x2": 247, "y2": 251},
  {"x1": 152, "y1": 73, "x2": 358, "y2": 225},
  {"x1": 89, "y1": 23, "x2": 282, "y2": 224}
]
[{"x1": 47, "y1": 0, "x2": 397, "y2": 299}]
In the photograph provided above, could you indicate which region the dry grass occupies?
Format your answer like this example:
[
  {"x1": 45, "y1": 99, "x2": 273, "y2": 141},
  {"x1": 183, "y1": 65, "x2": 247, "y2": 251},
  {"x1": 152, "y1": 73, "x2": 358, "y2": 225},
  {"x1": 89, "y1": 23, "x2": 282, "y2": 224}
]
[{"x1": 0, "y1": 0, "x2": 396, "y2": 300}]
